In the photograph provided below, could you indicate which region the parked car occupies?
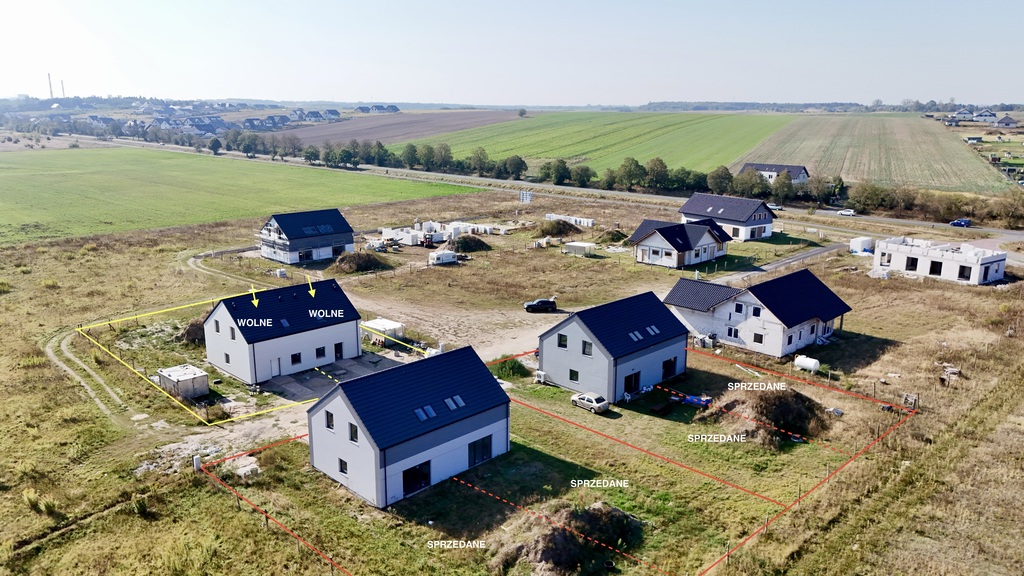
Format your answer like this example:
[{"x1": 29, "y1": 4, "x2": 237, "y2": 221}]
[
  {"x1": 766, "y1": 203, "x2": 784, "y2": 211},
  {"x1": 571, "y1": 392, "x2": 610, "y2": 414},
  {"x1": 837, "y1": 209, "x2": 856, "y2": 216},
  {"x1": 523, "y1": 298, "x2": 557, "y2": 313},
  {"x1": 950, "y1": 218, "x2": 972, "y2": 227}
]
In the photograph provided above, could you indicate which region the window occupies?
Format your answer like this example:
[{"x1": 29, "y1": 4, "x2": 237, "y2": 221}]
[
  {"x1": 753, "y1": 333, "x2": 764, "y2": 344},
  {"x1": 557, "y1": 333, "x2": 568, "y2": 349},
  {"x1": 734, "y1": 303, "x2": 744, "y2": 314},
  {"x1": 624, "y1": 371, "x2": 641, "y2": 393},
  {"x1": 338, "y1": 458, "x2": 348, "y2": 475},
  {"x1": 214, "y1": 320, "x2": 220, "y2": 333},
  {"x1": 810, "y1": 325, "x2": 816, "y2": 335},
  {"x1": 905, "y1": 257, "x2": 918, "y2": 272},
  {"x1": 291, "y1": 352, "x2": 301, "y2": 365},
  {"x1": 664, "y1": 250, "x2": 673, "y2": 258},
  {"x1": 752, "y1": 306, "x2": 761, "y2": 318},
  {"x1": 929, "y1": 261, "x2": 943, "y2": 276},
  {"x1": 349, "y1": 423, "x2": 358, "y2": 443},
  {"x1": 651, "y1": 248, "x2": 662, "y2": 258},
  {"x1": 316, "y1": 346, "x2": 326, "y2": 359},
  {"x1": 787, "y1": 334, "x2": 793, "y2": 345},
  {"x1": 468, "y1": 435, "x2": 492, "y2": 467},
  {"x1": 325, "y1": 411, "x2": 334, "y2": 429},
  {"x1": 230, "y1": 326, "x2": 236, "y2": 341},
  {"x1": 582, "y1": 341, "x2": 593, "y2": 357},
  {"x1": 224, "y1": 353, "x2": 231, "y2": 364},
  {"x1": 727, "y1": 327, "x2": 739, "y2": 339},
  {"x1": 958, "y1": 265, "x2": 972, "y2": 281},
  {"x1": 693, "y1": 249, "x2": 700, "y2": 257},
  {"x1": 569, "y1": 369, "x2": 579, "y2": 382}
]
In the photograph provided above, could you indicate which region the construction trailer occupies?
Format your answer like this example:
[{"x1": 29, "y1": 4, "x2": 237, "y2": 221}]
[
  {"x1": 428, "y1": 250, "x2": 458, "y2": 265},
  {"x1": 360, "y1": 318, "x2": 406, "y2": 347}
]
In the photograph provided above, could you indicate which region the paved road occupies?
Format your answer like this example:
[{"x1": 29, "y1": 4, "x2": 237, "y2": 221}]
[{"x1": 716, "y1": 243, "x2": 847, "y2": 285}]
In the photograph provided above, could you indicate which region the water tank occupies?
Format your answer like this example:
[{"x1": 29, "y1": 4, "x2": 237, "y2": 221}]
[{"x1": 794, "y1": 355, "x2": 820, "y2": 373}]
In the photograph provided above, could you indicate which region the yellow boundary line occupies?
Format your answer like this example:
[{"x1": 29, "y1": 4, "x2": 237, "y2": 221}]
[{"x1": 75, "y1": 290, "x2": 318, "y2": 426}]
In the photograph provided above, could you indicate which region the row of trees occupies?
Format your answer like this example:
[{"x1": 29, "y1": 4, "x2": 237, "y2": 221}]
[{"x1": 706, "y1": 166, "x2": 843, "y2": 204}]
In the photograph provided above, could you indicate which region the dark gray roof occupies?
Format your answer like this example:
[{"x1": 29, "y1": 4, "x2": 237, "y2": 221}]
[
  {"x1": 663, "y1": 278, "x2": 743, "y2": 312},
  {"x1": 269, "y1": 209, "x2": 353, "y2": 240},
  {"x1": 678, "y1": 193, "x2": 773, "y2": 222},
  {"x1": 635, "y1": 218, "x2": 732, "y2": 251},
  {"x1": 626, "y1": 219, "x2": 678, "y2": 244},
  {"x1": 542, "y1": 292, "x2": 688, "y2": 359},
  {"x1": 211, "y1": 279, "x2": 360, "y2": 343},
  {"x1": 746, "y1": 269, "x2": 851, "y2": 328},
  {"x1": 309, "y1": 347, "x2": 509, "y2": 450},
  {"x1": 740, "y1": 163, "x2": 809, "y2": 178}
]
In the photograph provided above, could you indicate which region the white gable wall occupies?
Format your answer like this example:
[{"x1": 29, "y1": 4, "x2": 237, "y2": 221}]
[
  {"x1": 205, "y1": 304, "x2": 256, "y2": 384},
  {"x1": 612, "y1": 337, "x2": 687, "y2": 398},
  {"x1": 634, "y1": 234, "x2": 682, "y2": 268},
  {"x1": 308, "y1": 394, "x2": 382, "y2": 506},
  {"x1": 681, "y1": 216, "x2": 772, "y2": 242},
  {"x1": 538, "y1": 318, "x2": 614, "y2": 400}
]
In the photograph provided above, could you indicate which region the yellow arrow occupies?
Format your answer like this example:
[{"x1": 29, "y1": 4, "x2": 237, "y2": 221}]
[
  {"x1": 306, "y1": 275, "x2": 316, "y2": 298},
  {"x1": 250, "y1": 284, "x2": 259, "y2": 308}
]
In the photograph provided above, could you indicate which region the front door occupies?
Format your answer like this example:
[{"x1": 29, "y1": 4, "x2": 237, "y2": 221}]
[
  {"x1": 334, "y1": 342, "x2": 344, "y2": 360},
  {"x1": 402, "y1": 461, "x2": 431, "y2": 497},
  {"x1": 270, "y1": 357, "x2": 281, "y2": 377}
]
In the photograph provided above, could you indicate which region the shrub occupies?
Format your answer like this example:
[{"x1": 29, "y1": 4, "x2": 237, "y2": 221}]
[
  {"x1": 90, "y1": 349, "x2": 107, "y2": 366},
  {"x1": 68, "y1": 140, "x2": 80, "y2": 148},
  {"x1": 488, "y1": 356, "x2": 532, "y2": 380},
  {"x1": 22, "y1": 488, "x2": 40, "y2": 512},
  {"x1": 131, "y1": 496, "x2": 151, "y2": 518},
  {"x1": 40, "y1": 498, "x2": 59, "y2": 517},
  {"x1": 16, "y1": 266, "x2": 31, "y2": 274},
  {"x1": 40, "y1": 279, "x2": 59, "y2": 290},
  {"x1": 17, "y1": 355, "x2": 47, "y2": 369},
  {"x1": 0, "y1": 280, "x2": 11, "y2": 294},
  {"x1": 15, "y1": 460, "x2": 40, "y2": 481}
]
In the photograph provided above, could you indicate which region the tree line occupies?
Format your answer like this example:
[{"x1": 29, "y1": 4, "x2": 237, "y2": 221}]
[{"x1": 845, "y1": 181, "x2": 1024, "y2": 227}]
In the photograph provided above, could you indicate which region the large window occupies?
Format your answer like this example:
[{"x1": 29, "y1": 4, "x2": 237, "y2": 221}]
[
  {"x1": 349, "y1": 423, "x2": 359, "y2": 443},
  {"x1": 752, "y1": 306, "x2": 761, "y2": 318},
  {"x1": 958, "y1": 265, "x2": 972, "y2": 281},
  {"x1": 734, "y1": 303, "x2": 744, "y2": 314},
  {"x1": 557, "y1": 334, "x2": 568, "y2": 349},
  {"x1": 582, "y1": 341, "x2": 593, "y2": 357},
  {"x1": 569, "y1": 369, "x2": 579, "y2": 382},
  {"x1": 625, "y1": 371, "x2": 641, "y2": 394},
  {"x1": 753, "y1": 333, "x2": 764, "y2": 344},
  {"x1": 468, "y1": 435, "x2": 492, "y2": 467},
  {"x1": 291, "y1": 352, "x2": 301, "y2": 365},
  {"x1": 905, "y1": 257, "x2": 918, "y2": 272},
  {"x1": 727, "y1": 327, "x2": 739, "y2": 339},
  {"x1": 316, "y1": 346, "x2": 326, "y2": 359},
  {"x1": 325, "y1": 411, "x2": 334, "y2": 430},
  {"x1": 929, "y1": 261, "x2": 943, "y2": 276}
]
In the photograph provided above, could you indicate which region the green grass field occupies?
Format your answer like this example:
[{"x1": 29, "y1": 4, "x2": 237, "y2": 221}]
[
  {"x1": 732, "y1": 115, "x2": 1013, "y2": 194},
  {"x1": 394, "y1": 112, "x2": 795, "y2": 173},
  {"x1": 0, "y1": 148, "x2": 477, "y2": 245}
]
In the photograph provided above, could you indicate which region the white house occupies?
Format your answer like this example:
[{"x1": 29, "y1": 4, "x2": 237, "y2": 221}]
[
  {"x1": 628, "y1": 218, "x2": 731, "y2": 269},
  {"x1": 739, "y1": 163, "x2": 810, "y2": 185},
  {"x1": 663, "y1": 269, "x2": 851, "y2": 358},
  {"x1": 952, "y1": 108, "x2": 974, "y2": 121},
  {"x1": 995, "y1": 115, "x2": 1018, "y2": 128},
  {"x1": 873, "y1": 236, "x2": 1006, "y2": 285},
  {"x1": 678, "y1": 193, "x2": 777, "y2": 242},
  {"x1": 307, "y1": 347, "x2": 510, "y2": 508},
  {"x1": 203, "y1": 279, "x2": 361, "y2": 385},
  {"x1": 259, "y1": 209, "x2": 355, "y2": 264},
  {"x1": 973, "y1": 109, "x2": 998, "y2": 123},
  {"x1": 537, "y1": 292, "x2": 688, "y2": 403}
]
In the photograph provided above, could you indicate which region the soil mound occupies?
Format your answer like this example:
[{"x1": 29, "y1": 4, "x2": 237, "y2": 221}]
[
  {"x1": 330, "y1": 252, "x2": 393, "y2": 274},
  {"x1": 694, "y1": 389, "x2": 829, "y2": 450},
  {"x1": 449, "y1": 235, "x2": 492, "y2": 253},
  {"x1": 490, "y1": 501, "x2": 643, "y2": 575},
  {"x1": 594, "y1": 229, "x2": 628, "y2": 245},
  {"x1": 534, "y1": 220, "x2": 582, "y2": 238}
]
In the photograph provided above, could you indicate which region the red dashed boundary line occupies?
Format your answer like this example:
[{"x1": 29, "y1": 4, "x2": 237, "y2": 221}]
[
  {"x1": 511, "y1": 398, "x2": 786, "y2": 508},
  {"x1": 200, "y1": 434, "x2": 355, "y2": 576},
  {"x1": 452, "y1": 477, "x2": 674, "y2": 576},
  {"x1": 653, "y1": 384, "x2": 852, "y2": 456}
]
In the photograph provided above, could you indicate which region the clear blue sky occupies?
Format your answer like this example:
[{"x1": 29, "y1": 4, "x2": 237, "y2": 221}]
[{"x1": 3, "y1": 0, "x2": 1020, "y2": 106}]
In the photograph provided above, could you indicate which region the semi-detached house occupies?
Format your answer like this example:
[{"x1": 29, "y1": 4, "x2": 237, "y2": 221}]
[{"x1": 203, "y1": 279, "x2": 361, "y2": 385}]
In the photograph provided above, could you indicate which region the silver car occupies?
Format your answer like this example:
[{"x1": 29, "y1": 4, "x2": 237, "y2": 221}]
[{"x1": 571, "y1": 392, "x2": 610, "y2": 414}]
